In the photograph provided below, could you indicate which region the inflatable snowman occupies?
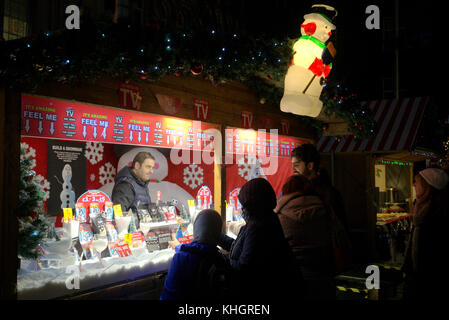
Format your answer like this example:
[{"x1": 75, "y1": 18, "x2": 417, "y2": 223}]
[{"x1": 280, "y1": 4, "x2": 337, "y2": 117}]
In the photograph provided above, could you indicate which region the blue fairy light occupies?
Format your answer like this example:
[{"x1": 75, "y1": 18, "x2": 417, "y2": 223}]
[
  {"x1": 154, "y1": 66, "x2": 159, "y2": 70},
  {"x1": 62, "y1": 59, "x2": 70, "y2": 65},
  {"x1": 140, "y1": 48, "x2": 144, "y2": 53},
  {"x1": 277, "y1": 58, "x2": 282, "y2": 63},
  {"x1": 222, "y1": 48, "x2": 226, "y2": 52},
  {"x1": 233, "y1": 34, "x2": 237, "y2": 38},
  {"x1": 166, "y1": 45, "x2": 171, "y2": 51},
  {"x1": 120, "y1": 56, "x2": 125, "y2": 62},
  {"x1": 44, "y1": 31, "x2": 51, "y2": 37},
  {"x1": 26, "y1": 43, "x2": 31, "y2": 48},
  {"x1": 101, "y1": 33, "x2": 105, "y2": 38},
  {"x1": 218, "y1": 56, "x2": 223, "y2": 61},
  {"x1": 211, "y1": 30, "x2": 216, "y2": 35}
]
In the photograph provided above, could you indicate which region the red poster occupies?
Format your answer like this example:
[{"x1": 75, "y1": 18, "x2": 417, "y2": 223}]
[
  {"x1": 21, "y1": 94, "x2": 219, "y2": 150},
  {"x1": 225, "y1": 127, "x2": 310, "y2": 158},
  {"x1": 156, "y1": 94, "x2": 182, "y2": 115},
  {"x1": 118, "y1": 82, "x2": 142, "y2": 110},
  {"x1": 241, "y1": 110, "x2": 254, "y2": 129},
  {"x1": 193, "y1": 98, "x2": 210, "y2": 122}
]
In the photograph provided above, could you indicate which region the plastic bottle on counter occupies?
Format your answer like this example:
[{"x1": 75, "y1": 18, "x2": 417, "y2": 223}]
[{"x1": 78, "y1": 222, "x2": 96, "y2": 260}]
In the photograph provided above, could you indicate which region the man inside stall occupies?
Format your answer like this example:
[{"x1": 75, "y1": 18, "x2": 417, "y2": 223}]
[{"x1": 112, "y1": 152, "x2": 155, "y2": 223}]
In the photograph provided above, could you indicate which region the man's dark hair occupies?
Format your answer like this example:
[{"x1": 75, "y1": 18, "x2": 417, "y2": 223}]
[
  {"x1": 132, "y1": 152, "x2": 155, "y2": 168},
  {"x1": 291, "y1": 144, "x2": 320, "y2": 171}
]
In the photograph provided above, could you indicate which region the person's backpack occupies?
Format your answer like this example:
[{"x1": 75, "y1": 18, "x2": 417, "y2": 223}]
[{"x1": 195, "y1": 252, "x2": 231, "y2": 300}]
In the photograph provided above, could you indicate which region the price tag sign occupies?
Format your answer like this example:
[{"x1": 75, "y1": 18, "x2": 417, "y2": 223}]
[
  {"x1": 114, "y1": 204, "x2": 123, "y2": 217},
  {"x1": 63, "y1": 208, "x2": 73, "y2": 222},
  {"x1": 124, "y1": 233, "x2": 133, "y2": 246}
]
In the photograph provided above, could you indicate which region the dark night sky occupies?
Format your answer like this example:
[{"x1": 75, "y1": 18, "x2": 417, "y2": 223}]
[
  {"x1": 237, "y1": 0, "x2": 434, "y2": 100},
  {"x1": 139, "y1": 0, "x2": 435, "y2": 100}
]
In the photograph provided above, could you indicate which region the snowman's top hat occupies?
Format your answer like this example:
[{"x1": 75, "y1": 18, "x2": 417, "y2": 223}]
[{"x1": 304, "y1": 4, "x2": 337, "y2": 27}]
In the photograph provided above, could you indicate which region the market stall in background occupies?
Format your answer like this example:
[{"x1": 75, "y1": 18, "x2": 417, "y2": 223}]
[
  {"x1": 373, "y1": 158, "x2": 413, "y2": 265},
  {"x1": 316, "y1": 96, "x2": 431, "y2": 265}
]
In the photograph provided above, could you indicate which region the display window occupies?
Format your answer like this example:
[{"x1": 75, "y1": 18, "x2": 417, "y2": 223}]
[
  {"x1": 17, "y1": 94, "x2": 219, "y2": 299},
  {"x1": 223, "y1": 127, "x2": 312, "y2": 238}
]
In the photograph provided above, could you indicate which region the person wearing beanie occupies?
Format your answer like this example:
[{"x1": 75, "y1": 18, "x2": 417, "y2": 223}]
[
  {"x1": 160, "y1": 209, "x2": 231, "y2": 301},
  {"x1": 218, "y1": 178, "x2": 304, "y2": 301},
  {"x1": 402, "y1": 168, "x2": 449, "y2": 300}
]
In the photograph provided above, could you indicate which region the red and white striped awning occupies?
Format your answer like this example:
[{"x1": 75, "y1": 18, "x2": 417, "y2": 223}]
[{"x1": 316, "y1": 97, "x2": 429, "y2": 153}]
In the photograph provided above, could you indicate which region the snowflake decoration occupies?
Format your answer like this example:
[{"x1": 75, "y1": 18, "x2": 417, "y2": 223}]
[
  {"x1": 90, "y1": 174, "x2": 96, "y2": 182},
  {"x1": 237, "y1": 155, "x2": 257, "y2": 181},
  {"x1": 35, "y1": 174, "x2": 50, "y2": 201},
  {"x1": 99, "y1": 162, "x2": 116, "y2": 185},
  {"x1": 84, "y1": 142, "x2": 104, "y2": 165},
  {"x1": 183, "y1": 164, "x2": 204, "y2": 189},
  {"x1": 20, "y1": 142, "x2": 36, "y2": 169}
]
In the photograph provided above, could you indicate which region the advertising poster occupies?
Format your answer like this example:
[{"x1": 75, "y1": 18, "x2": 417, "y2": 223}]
[{"x1": 47, "y1": 140, "x2": 86, "y2": 216}]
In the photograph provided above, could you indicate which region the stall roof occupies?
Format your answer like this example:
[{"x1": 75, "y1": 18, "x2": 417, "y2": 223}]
[{"x1": 317, "y1": 97, "x2": 429, "y2": 153}]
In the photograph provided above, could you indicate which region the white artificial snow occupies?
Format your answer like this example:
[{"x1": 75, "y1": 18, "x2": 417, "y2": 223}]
[{"x1": 17, "y1": 248, "x2": 174, "y2": 300}]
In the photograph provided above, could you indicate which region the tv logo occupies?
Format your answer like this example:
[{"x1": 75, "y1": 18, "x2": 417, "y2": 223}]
[{"x1": 66, "y1": 5, "x2": 80, "y2": 30}]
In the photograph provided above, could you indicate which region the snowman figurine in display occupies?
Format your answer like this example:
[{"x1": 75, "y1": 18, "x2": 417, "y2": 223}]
[
  {"x1": 280, "y1": 4, "x2": 337, "y2": 117},
  {"x1": 60, "y1": 164, "x2": 76, "y2": 209}
]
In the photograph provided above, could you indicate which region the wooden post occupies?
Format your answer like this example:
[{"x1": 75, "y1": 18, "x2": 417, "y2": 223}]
[
  {"x1": 0, "y1": 89, "x2": 20, "y2": 299},
  {"x1": 409, "y1": 164, "x2": 414, "y2": 214}
]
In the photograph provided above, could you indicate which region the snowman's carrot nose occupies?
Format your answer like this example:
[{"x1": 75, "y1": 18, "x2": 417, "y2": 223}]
[{"x1": 301, "y1": 22, "x2": 316, "y2": 35}]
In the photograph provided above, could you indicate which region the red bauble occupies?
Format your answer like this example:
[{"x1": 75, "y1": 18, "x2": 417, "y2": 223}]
[{"x1": 190, "y1": 64, "x2": 203, "y2": 75}]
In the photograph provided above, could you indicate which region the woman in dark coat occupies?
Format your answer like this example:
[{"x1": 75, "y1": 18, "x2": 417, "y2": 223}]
[
  {"x1": 275, "y1": 175, "x2": 335, "y2": 300},
  {"x1": 402, "y1": 168, "x2": 449, "y2": 300},
  {"x1": 160, "y1": 209, "x2": 230, "y2": 301},
  {"x1": 218, "y1": 178, "x2": 303, "y2": 301}
]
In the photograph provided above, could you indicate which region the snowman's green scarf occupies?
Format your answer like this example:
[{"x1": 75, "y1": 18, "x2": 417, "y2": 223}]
[{"x1": 298, "y1": 35, "x2": 326, "y2": 49}]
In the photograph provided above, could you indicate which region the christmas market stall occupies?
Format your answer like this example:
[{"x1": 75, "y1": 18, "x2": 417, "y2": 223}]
[
  {"x1": 17, "y1": 93, "x2": 222, "y2": 299},
  {"x1": 5, "y1": 64, "x2": 316, "y2": 300},
  {"x1": 316, "y1": 96, "x2": 432, "y2": 265}
]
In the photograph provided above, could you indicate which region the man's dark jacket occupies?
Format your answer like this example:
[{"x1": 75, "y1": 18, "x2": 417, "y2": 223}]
[{"x1": 111, "y1": 166, "x2": 152, "y2": 213}]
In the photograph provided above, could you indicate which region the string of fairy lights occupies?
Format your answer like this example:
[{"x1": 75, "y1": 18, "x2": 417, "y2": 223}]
[{"x1": 1, "y1": 21, "x2": 376, "y2": 139}]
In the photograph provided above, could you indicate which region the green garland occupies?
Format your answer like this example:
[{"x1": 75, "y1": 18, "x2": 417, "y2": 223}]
[{"x1": 1, "y1": 21, "x2": 375, "y2": 139}]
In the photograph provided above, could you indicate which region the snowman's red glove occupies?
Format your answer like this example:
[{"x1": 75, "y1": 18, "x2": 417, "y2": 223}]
[{"x1": 309, "y1": 58, "x2": 324, "y2": 77}]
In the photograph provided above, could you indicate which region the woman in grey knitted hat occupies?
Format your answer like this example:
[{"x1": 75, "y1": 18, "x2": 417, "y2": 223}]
[{"x1": 402, "y1": 168, "x2": 449, "y2": 300}]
